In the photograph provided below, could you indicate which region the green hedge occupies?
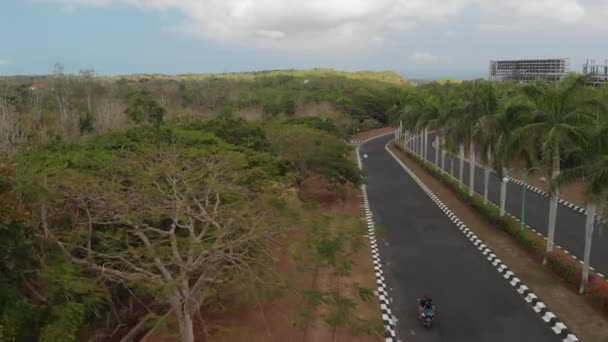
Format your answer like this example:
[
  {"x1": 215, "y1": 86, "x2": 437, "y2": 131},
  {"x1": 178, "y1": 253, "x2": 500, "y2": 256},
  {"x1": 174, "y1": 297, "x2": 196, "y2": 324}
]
[{"x1": 394, "y1": 142, "x2": 608, "y2": 316}]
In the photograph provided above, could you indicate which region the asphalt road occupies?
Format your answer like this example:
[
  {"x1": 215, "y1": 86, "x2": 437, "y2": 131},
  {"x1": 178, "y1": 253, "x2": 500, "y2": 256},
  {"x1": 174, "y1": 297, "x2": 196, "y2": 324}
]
[
  {"x1": 412, "y1": 132, "x2": 608, "y2": 277},
  {"x1": 360, "y1": 135, "x2": 558, "y2": 341}
]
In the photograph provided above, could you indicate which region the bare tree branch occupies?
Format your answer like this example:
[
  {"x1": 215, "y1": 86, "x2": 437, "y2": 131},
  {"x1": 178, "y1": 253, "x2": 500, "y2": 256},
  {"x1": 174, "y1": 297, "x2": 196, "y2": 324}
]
[{"x1": 39, "y1": 148, "x2": 279, "y2": 342}]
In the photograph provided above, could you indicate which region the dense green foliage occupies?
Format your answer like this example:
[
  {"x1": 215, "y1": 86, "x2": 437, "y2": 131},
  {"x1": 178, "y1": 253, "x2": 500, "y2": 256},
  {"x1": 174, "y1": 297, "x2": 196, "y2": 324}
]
[
  {"x1": 0, "y1": 114, "x2": 361, "y2": 340},
  {"x1": 398, "y1": 76, "x2": 608, "y2": 203},
  {"x1": 0, "y1": 163, "x2": 102, "y2": 342},
  {"x1": 282, "y1": 117, "x2": 341, "y2": 136},
  {"x1": 0, "y1": 69, "x2": 402, "y2": 340},
  {"x1": 0, "y1": 70, "x2": 412, "y2": 154},
  {"x1": 123, "y1": 91, "x2": 167, "y2": 130}
]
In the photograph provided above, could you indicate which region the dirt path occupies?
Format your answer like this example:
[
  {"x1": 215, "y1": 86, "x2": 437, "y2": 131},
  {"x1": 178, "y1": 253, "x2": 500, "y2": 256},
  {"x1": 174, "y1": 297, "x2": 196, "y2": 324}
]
[
  {"x1": 142, "y1": 189, "x2": 382, "y2": 342},
  {"x1": 389, "y1": 143, "x2": 608, "y2": 342},
  {"x1": 203, "y1": 187, "x2": 382, "y2": 342}
]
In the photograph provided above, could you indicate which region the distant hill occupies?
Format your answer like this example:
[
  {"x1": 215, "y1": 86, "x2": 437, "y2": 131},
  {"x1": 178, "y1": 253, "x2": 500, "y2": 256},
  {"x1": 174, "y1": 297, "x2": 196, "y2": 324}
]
[
  {"x1": 433, "y1": 78, "x2": 464, "y2": 85},
  {"x1": 100, "y1": 69, "x2": 413, "y2": 86},
  {"x1": 4, "y1": 69, "x2": 414, "y2": 87}
]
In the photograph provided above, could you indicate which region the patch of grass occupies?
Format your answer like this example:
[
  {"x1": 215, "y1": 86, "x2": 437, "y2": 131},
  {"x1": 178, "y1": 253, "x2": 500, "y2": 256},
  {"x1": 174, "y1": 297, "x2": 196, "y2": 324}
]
[{"x1": 288, "y1": 200, "x2": 382, "y2": 338}]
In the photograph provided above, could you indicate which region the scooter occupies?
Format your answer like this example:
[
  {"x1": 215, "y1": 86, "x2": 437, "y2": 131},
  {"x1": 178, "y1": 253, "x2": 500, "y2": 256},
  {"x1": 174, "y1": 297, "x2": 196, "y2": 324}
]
[{"x1": 417, "y1": 299, "x2": 436, "y2": 328}]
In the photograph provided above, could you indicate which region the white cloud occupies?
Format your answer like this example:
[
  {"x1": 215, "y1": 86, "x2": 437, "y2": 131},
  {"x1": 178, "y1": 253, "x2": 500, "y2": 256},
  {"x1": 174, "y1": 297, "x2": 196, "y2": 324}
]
[
  {"x1": 411, "y1": 52, "x2": 440, "y2": 64},
  {"x1": 0, "y1": 60, "x2": 9, "y2": 66},
  {"x1": 477, "y1": 0, "x2": 590, "y2": 31},
  {"x1": 44, "y1": 0, "x2": 608, "y2": 51},
  {"x1": 479, "y1": 0, "x2": 585, "y2": 23}
]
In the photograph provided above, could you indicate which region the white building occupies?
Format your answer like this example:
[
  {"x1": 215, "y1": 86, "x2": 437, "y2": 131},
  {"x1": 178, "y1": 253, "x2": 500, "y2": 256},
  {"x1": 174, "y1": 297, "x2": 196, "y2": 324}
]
[{"x1": 489, "y1": 58, "x2": 569, "y2": 83}]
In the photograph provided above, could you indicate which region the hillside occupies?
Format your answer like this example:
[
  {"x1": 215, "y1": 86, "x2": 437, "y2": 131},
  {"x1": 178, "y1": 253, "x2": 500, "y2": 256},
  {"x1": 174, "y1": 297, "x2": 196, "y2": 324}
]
[
  {"x1": 0, "y1": 69, "x2": 411, "y2": 154},
  {"x1": 99, "y1": 69, "x2": 413, "y2": 86}
]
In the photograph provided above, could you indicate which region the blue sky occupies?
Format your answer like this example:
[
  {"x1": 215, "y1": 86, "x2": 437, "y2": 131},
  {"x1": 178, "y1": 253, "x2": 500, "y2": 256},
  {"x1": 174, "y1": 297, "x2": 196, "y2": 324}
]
[{"x1": 1, "y1": 0, "x2": 607, "y2": 79}]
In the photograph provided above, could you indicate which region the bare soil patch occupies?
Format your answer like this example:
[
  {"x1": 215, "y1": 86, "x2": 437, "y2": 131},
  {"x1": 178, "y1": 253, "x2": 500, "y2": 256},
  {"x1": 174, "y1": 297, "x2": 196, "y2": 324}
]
[
  {"x1": 142, "y1": 178, "x2": 382, "y2": 342},
  {"x1": 390, "y1": 143, "x2": 608, "y2": 342},
  {"x1": 295, "y1": 102, "x2": 343, "y2": 119}
]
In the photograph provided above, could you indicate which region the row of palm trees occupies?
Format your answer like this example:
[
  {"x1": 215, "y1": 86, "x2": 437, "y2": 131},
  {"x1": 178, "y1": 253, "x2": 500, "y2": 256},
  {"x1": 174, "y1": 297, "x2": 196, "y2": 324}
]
[{"x1": 397, "y1": 75, "x2": 608, "y2": 293}]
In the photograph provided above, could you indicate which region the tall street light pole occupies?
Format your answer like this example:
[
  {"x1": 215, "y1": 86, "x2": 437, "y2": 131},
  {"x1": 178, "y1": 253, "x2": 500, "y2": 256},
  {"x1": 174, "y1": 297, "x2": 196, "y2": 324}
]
[{"x1": 503, "y1": 166, "x2": 541, "y2": 234}]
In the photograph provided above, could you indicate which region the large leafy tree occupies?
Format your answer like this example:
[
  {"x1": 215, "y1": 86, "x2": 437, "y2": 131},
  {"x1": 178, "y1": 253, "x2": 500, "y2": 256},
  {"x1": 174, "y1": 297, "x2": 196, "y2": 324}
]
[
  {"x1": 262, "y1": 123, "x2": 362, "y2": 187},
  {"x1": 22, "y1": 134, "x2": 285, "y2": 342}
]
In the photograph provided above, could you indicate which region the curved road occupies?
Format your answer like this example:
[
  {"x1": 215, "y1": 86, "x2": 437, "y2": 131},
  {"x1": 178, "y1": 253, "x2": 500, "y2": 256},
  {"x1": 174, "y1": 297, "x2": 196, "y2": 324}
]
[
  {"x1": 360, "y1": 135, "x2": 558, "y2": 341},
  {"x1": 413, "y1": 132, "x2": 608, "y2": 277}
]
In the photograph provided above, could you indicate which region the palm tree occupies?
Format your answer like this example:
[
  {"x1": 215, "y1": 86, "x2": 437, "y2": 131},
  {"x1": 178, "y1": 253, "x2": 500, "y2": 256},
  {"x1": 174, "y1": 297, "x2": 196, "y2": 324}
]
[
  {"x1": 417, "y1": 95, "x2": 443, "y2": 168},
  {"x1": 475, "y1": 91, "x2": 533, "y2": 213},
  {"x1": 443, "y1": 114, "x2": 467, "y2": 188},
  {"x1": 419, "y1": 89, "x2": 460, "y2": 173},
  {"x1": 474, "y1": 85, "x2": 502, "y2": 203},
  {"x1": 438, "y1": 92, "x2": 469, "y2": 187},
  {"x1": 509, "y1": 75, "x2": 593, "y2": 259},
  {"x1": 554, "y1": 125, "x2": 608, "y2": 293},
  {"x1": 400, "y1": 103, "x2": 424, "y2": 154},
  {"x1": 461, "y1": 80, "x2": 499, "y2": 197},
  {"x1": 413, "y1": 95, "x2": 435, "y2": 161}
]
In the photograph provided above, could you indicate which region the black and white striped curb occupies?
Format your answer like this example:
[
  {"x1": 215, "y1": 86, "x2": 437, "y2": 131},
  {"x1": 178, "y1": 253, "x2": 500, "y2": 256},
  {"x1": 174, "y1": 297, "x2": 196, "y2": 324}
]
[
  {"x1": 400, "y1": 142, "x2": 607, "y2": 281},
  {"x1": 342, "y1": 139, "x2": 366, "y2": 145},
  {"x1": 346, "y1": 134, "x2": 397, "y2": 146},
  {"x1": 427, "y1": 134, "x2": 602, "y2": 222},
  {"x1": 356, "y1": 144, "x2": 398, "y2": 341},
  {"x1": 504, "y1": 177, "x2": 603, "y2": 223},
  {"x1": 385, "y1": 143, "x2": 580, "y2": 342},
  {"x1": 486, "y1": 170, "x2": 588, "y2": 216}
]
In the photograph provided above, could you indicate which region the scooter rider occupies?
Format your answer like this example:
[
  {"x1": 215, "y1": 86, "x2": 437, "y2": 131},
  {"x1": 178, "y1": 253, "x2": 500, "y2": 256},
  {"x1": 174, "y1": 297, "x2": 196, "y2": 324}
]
[{"x1": 419, "y1": 295, "x2": 433, "y2": 311}]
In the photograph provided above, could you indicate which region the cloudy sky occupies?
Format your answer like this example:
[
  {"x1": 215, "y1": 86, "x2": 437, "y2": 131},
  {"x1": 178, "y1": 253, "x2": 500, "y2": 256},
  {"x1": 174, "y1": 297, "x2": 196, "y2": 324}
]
[{"x1": 1, "y1": 0, "x2": 607, "y2": 79}]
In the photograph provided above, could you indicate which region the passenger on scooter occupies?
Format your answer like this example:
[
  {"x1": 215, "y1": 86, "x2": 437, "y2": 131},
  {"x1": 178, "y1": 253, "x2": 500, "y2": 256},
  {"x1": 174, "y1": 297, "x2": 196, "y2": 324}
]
[{"x1": 419, "y1": 295, "x2": 433, "y2": 311}]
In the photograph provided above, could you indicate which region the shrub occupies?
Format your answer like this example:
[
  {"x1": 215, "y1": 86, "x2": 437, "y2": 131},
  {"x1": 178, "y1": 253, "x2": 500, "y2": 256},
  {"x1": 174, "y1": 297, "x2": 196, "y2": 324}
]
[
  {"x1": 546, "y1": 252, "x2": 580, "y2": 285},
  {"x1": 282, "y1": 117, "x2": 340, "y2": 136},
  {"x1": 201, "y1": 117, "x2": 269, "y2": 151},
  {"x1": 39, "y1": 303, "x2": 86, "y2": 342},
  {"x1": 358, "y1": 118, "x2": 382, "y2": 132},
  {"x1": 515, "y1": 230, "x2": 545, "y2": 257},
  {"x1": 264, "y1": 124, "x2": 362, "y2": 187},
  {"x1": 589, "y1": 281, "x2": 608, "y2": 314},
  {"x1": 0, "y1": 300, "x2": 45, "y2": 341},
  {"x1": 124, "y1": 91, "x2": 166, "y2": 130}
]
